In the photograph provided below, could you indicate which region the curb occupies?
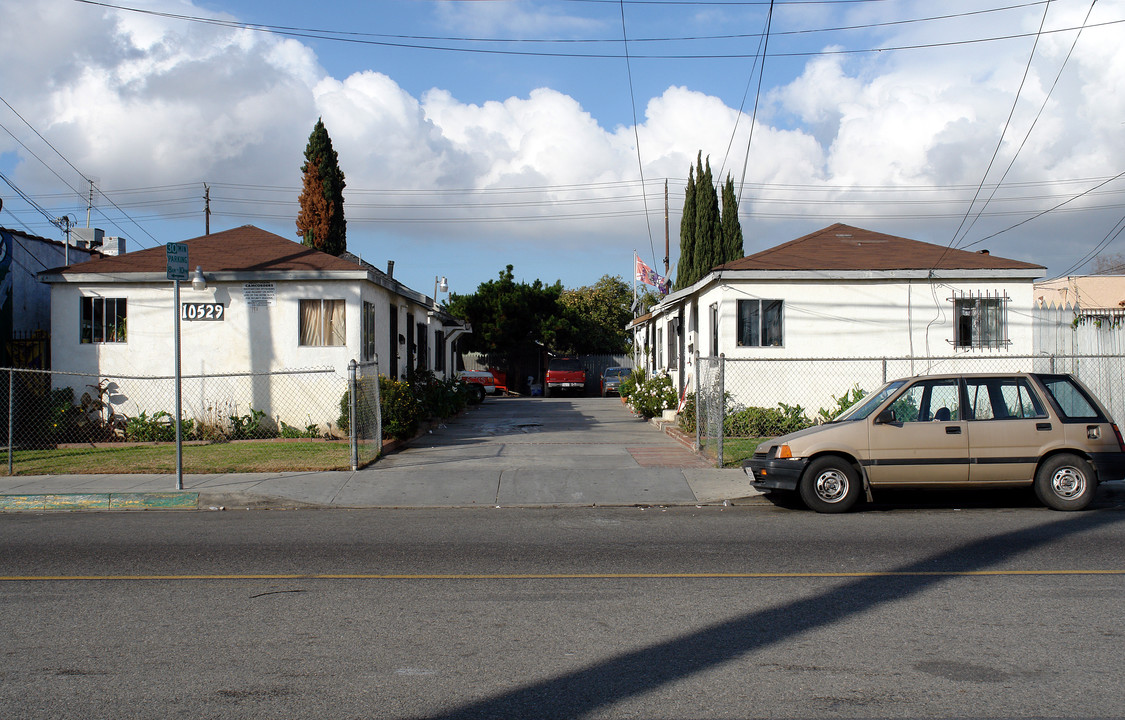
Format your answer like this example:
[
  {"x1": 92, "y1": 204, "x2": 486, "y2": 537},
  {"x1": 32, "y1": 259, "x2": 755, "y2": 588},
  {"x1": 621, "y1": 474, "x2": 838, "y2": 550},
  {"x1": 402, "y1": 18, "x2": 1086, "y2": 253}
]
[{"x1": 0, "y1": 492, "x2": 199, "y2": 512}]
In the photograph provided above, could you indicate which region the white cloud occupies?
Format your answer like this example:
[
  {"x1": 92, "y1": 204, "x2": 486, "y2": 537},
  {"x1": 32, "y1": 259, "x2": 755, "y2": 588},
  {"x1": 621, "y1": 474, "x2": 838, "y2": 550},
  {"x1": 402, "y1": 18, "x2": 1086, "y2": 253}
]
[{"x1": 1, "y1": 0, "x2": 1123, "y2": 283}]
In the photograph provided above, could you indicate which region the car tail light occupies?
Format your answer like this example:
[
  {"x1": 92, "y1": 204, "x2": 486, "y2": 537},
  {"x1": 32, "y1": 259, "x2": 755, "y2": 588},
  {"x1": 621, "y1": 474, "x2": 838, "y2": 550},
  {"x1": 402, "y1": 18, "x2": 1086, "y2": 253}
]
[{"x1": 1113, "y1": 424, "x2": 1125, "y2": 452}]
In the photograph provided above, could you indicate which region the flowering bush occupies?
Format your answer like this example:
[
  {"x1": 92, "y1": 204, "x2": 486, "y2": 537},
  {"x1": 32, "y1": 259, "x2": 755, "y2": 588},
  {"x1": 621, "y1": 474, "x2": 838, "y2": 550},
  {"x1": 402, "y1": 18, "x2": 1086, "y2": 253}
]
[
  {"x1": 618, "y1": 368, "x2": 645, "y2": 401},
  {"x1": 630, "y1": 372, "x2": 679, "y2": 419}
]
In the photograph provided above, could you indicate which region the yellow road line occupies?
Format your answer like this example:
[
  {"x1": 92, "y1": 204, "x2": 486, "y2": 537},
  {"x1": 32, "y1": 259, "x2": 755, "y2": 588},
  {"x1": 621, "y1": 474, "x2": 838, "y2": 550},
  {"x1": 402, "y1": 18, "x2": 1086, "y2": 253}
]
[{"x1": 2, "y1": 570, "x2": 1124, "y2": 581}]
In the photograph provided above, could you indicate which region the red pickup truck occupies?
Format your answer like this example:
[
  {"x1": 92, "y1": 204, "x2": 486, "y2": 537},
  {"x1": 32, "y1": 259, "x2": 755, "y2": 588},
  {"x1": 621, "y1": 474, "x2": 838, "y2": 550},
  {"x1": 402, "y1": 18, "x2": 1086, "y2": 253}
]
[{"x1": 545, "y1": 357, "x2": 586, "y2": 397}]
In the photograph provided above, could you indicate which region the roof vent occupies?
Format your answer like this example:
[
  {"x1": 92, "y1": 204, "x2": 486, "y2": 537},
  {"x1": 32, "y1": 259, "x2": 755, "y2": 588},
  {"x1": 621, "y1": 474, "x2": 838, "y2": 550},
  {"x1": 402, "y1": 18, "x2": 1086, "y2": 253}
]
[{"x1": 979, "y1": 249, "x2": 990, "y2": 255}]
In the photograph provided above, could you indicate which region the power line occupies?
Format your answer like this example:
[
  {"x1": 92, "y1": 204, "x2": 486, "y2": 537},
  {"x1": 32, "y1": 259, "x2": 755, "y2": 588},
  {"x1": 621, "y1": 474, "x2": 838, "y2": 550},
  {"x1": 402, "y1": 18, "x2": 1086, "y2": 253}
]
[
  {"x1": 618, "y1": 0, "x2": 658, "y2": 271},
  {"x1": 69, "y1": 0, "x2": 1125, "y2": 61}
]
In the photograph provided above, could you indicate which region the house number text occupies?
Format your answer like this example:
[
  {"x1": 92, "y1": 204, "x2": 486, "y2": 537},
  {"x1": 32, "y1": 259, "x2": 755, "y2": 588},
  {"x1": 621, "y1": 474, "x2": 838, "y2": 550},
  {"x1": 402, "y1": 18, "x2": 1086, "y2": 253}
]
[{"x1": 181, "y1": 303, "x2": 225, "y2": 321}]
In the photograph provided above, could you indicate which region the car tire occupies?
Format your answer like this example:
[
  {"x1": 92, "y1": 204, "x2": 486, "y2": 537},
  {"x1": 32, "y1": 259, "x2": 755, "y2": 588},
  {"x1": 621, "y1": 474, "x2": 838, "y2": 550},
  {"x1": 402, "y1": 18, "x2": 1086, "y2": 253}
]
[
  {"x1": 469, "y1": 385, "x2": 485, "y2": 404},
  {"x1": 544, "y1": 385, "x2": 551, "y2": 398},
  {"x1": 799, "y1": 456, "x2": 861, "y2": 513},
  {"x1": 1035, "y1": 453, "x2": 1096, "y2": 511}
]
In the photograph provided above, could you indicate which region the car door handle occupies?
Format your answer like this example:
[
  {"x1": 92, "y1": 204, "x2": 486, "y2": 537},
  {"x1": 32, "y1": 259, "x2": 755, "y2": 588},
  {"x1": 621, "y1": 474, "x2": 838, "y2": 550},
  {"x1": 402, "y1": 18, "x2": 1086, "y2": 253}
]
[
  {"x1": 946, "y1": 426, "x2": 961, "y2": 435},
  {"x1": 1036, "y1": 422, "x2": 1052, "y2": 431}
]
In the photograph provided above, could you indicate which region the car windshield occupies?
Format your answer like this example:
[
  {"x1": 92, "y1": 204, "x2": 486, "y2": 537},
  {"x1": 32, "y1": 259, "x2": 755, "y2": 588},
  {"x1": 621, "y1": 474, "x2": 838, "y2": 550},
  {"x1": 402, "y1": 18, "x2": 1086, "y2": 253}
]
[
  {"x1": 605, "y1": 368, "x2": 629, "y2": 378},
  {"x1": 832, "y1": 380, "x2": 907, "y2": 422}
]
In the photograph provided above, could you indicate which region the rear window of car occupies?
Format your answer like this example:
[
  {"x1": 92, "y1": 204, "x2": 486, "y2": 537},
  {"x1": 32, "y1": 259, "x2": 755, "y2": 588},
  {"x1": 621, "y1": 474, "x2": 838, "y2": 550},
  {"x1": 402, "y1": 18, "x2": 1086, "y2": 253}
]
[
  {"x1": 549, "y1": 358, "x2": 584, "y2": 372},
  {"x1": 1039, "y1": 375, "x2": 1102, "y2": 420}
]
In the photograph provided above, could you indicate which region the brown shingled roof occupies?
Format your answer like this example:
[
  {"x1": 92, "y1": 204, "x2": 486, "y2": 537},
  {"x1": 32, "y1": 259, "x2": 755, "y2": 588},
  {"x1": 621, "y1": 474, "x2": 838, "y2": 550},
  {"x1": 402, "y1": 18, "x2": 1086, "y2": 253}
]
[
  {"x1": 717, "y1": 223, "x2": 1044, "y2": 272},
  {"x1": 56, "y1": 225, "x2": 362, "y2": 274}
]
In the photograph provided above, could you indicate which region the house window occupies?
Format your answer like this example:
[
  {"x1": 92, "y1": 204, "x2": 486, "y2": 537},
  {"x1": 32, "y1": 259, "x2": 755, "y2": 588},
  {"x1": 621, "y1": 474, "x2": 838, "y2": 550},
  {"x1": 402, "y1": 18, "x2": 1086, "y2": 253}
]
[
  {"x1": 954, "y1": 293, "x2": 1007, "y2": 349},
  {"x1": 416, "y1": 322, "x2": 428, "y2": 370},
  {"x1": 434, "y1": 330, "x2": 446, "y2": 372},
  {"x1": 80, "y1": 297, "x2": 127, "y2": 343},
  {"x1": 667, "y1": 317, "x2": 680, "y2": 369},
  {"x1": 299, "y1": 299, "x2": 346, "y2": 346},
  {"x1": 737, "y1": 299, "x2": 783, "y2": 347},
  {"x1": 362, "y1": 301, "x2": 376, "y2": 361},
  {"x1": 710, "y1": 303, "x2": 719, "y2": 356},
  {"x1": 656, "y1": 328, "x2": 663, "y2": 368}
]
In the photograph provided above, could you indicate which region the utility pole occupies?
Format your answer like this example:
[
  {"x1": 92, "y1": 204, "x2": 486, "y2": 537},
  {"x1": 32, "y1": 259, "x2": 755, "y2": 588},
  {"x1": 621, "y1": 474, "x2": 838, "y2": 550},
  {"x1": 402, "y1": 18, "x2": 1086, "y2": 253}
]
[
  {"x1": 85, "y1": 179, "x2": 94, "y2": 227},
  {"x1": 663, "y1": 179, "x2": 669, "y2": 278},
  {"x1": 203, "y1": 183, "x2": 211, "y2": 235}
]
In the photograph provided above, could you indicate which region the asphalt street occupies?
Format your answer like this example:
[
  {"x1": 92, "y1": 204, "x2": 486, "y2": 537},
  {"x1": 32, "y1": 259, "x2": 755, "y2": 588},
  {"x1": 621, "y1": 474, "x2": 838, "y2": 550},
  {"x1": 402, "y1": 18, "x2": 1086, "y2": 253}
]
[{"x1": 2, "y1": 507, "x2": 1124, "y2": 719}]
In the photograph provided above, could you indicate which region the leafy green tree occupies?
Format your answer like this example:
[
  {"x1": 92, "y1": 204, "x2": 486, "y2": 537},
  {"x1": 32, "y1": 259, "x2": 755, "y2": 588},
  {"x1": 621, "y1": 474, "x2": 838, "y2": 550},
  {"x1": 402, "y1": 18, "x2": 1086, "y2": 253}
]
[
  {"x1": 446, "y1": 265, "x2": 565, "y2": 367},
  {"x1": 720, "y1": 174, "x2": 744, "y2": 263},
  {"x1": 296, "y1": 118, "x2": 347, "y2": 256},
  {"x1": 674, "y1": 165, "x2": 696, "y2": 291},
  {"x1": 558, "y1": 275, "x2": 634, "y2": 354}
]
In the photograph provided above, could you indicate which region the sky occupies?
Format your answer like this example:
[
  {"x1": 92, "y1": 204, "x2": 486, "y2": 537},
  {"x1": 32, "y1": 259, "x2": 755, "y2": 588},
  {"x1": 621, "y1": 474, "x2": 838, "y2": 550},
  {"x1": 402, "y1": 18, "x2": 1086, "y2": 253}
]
[{"x1": 2, "y1": 0, "x2": 1124, "y2": 299}]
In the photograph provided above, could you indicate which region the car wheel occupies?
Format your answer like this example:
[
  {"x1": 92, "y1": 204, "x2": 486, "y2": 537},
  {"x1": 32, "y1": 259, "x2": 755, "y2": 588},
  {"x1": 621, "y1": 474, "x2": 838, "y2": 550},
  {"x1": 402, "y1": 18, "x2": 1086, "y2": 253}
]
[
  {"x1": 1035, "y1": 453, "x2": 1096, "y2": 511},
  {"x1": 799, "y1": 456, "x2": 861, "y2": 513},
  {"x1": 469, "y1": 385, "x2": 485, "y2": 404},
  {"x1": 544, "y1": 385, "x2": 551, "y2": 398}
]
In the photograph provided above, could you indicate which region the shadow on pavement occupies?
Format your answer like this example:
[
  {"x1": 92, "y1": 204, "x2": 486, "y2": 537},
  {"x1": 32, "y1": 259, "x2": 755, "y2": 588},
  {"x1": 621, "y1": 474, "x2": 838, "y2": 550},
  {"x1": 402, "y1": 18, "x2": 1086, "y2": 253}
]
[{"x1": 429, "y1": 510, "x2": 1123, "y2": 720}]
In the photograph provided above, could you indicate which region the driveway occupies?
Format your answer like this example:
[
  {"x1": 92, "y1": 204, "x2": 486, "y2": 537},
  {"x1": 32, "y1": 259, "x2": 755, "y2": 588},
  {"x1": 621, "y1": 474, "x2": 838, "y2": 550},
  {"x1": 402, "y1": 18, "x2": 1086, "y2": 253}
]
[{"x1": 343, "y1": 395, "x2": 756, "y2": 507}]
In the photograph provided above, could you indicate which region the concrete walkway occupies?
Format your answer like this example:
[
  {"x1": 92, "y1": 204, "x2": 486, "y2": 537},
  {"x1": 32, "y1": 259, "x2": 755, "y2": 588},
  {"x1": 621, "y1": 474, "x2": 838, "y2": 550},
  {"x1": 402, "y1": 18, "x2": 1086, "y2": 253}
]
[{"x1": 0, "y1": 396, "x2": 764, "y2": 511}]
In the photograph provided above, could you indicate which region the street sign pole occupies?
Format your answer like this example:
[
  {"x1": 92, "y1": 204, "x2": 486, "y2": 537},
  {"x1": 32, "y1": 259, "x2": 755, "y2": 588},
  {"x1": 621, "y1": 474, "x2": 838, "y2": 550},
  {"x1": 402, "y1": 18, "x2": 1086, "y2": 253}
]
[
  {"x1": 173, "y1": 278, "x2": 183, "y2": 490},
  {"x1": 166, "y1": 243, "x2": 189, "y2": 491}
]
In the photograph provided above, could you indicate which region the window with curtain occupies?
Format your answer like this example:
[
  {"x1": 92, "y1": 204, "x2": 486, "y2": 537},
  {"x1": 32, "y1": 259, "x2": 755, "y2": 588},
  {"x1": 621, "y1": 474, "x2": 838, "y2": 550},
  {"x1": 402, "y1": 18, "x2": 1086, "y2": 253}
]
[
  {"x1": 299, "y1": 299, "x2": 346, "y2": 346},
  {"x1": 80, "y1": 297, "x2": 127, "y2": 344}
]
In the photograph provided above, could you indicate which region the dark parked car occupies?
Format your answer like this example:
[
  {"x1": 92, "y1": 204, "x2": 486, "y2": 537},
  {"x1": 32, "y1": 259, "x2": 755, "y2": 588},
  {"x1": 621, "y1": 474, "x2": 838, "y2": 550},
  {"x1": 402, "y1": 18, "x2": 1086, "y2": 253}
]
[{"x1": 600, "y1": 367, "x2": 631, "y2": 397}]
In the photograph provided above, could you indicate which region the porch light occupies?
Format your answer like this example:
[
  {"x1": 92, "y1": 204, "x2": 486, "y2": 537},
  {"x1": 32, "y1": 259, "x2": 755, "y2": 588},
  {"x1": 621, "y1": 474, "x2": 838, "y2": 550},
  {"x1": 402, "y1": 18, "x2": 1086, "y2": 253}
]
[{"x1": 191, "y1": 266, "x2": 207, "y2": 291}]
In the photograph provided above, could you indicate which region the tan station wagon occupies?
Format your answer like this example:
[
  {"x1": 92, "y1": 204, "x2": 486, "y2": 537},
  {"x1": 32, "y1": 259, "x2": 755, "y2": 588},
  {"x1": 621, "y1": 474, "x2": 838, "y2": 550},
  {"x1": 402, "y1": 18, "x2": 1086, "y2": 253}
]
[{"x1": 744, "y1": 373, "x2": 1125, "y2": 513}]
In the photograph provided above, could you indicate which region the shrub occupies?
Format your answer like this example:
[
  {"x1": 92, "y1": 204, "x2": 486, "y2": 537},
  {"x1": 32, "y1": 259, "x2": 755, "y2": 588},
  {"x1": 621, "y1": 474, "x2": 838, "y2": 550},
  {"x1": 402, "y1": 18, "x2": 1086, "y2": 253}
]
[
  {"x1": 618, "y1": 368, "x2": 645, "y2": 401},
  {"x1": 380, "y1": 375, "x2": 423, "y2": 440},
  {"x1": 724, "y1": 403, "x2": 810, "y2": 437},
  {"x1": 630, "y1": 372, "x2": 678, "y2": 419},
  {"x1": 816, "y1": 384, "x2": 867, "y2": 424},
  {"x1": 678, "y1": 393, "x2": 696, "y2": 434}
]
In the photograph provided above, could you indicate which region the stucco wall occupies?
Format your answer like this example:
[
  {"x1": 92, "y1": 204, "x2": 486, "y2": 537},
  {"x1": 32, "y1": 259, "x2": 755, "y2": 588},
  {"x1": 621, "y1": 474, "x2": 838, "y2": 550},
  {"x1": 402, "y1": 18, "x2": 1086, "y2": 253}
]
[{"x1": 47, "y1": 276, "x2": 453, "y2": 430}]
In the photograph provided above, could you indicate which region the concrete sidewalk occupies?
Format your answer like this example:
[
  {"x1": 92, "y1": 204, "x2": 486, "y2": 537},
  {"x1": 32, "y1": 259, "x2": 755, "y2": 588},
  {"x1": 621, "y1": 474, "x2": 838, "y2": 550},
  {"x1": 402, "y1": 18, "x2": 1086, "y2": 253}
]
[
  {"x1": 0, "y1": 466, "x2": 763, "y2": 511},
  {"x1": 0, "y1": 397, "x2": 765, "y2": 511}
]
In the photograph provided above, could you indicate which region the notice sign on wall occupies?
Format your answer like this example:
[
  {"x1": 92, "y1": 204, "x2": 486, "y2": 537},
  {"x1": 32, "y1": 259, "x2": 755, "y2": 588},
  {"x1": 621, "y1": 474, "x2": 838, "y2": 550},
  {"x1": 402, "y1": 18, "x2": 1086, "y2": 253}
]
[{"x1": 243, "y1": 282, "x2": 276, "y2": 307}]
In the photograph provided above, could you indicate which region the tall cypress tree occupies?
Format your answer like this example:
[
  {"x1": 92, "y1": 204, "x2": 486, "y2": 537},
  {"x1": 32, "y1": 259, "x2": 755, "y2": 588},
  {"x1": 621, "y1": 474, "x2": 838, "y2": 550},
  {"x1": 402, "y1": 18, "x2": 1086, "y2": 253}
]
[
  {"x1": 674, "y1": 164, "x2": 696, "y2": 291},
  {"x1": 693, "y1": 154, "x2": 721, "y2": 280},
  {"x1": 296, "y1": 118, "x2": 347, "y2": 256},
  {"x1": 720, "y1": 174, "x2": 744, "y2": 263}
]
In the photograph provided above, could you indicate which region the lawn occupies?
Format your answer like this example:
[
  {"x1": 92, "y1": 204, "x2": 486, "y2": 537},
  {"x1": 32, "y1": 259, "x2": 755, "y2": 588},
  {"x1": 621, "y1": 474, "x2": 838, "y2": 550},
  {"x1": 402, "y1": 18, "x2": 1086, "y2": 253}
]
[
  {"x1": 699, "y1": 436, "x2": 768, "y2": 468},
  {"x1": 1, "y1": 440, "x2": 355, "y2": 476}
]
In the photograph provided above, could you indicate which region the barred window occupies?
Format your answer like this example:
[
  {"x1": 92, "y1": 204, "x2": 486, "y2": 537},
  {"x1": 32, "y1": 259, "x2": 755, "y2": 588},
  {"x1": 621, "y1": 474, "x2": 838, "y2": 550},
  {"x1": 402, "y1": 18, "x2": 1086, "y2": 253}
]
[
  {"x1": 953, "y1": 292, "x2": 1008, "y2": 349},
  {"x1": 299, "y1": 299, "x2": 346, "y2": 346},
  {"x1": 80, "y1": 297, "x2": 127, "y2": 343}
]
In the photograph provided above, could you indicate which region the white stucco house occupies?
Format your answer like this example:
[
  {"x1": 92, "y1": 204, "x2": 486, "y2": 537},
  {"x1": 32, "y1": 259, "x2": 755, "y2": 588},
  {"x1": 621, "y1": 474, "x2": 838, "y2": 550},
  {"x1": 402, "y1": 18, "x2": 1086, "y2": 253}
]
[
  {"x1": 38, "y1": 225, "x2": 469, "y2": 430},
  {"x1": 630, "y1": 223, "x2": 1046, "y2": 411}
]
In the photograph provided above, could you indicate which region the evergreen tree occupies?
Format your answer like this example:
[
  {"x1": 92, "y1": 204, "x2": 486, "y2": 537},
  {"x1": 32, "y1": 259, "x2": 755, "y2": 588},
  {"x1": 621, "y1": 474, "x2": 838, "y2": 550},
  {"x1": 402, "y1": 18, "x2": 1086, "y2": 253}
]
[
  {"x1": 720, "y1": 174, "x2": 744, "y2": 263},
  {"x1": 296, "y1": 118, "x2": 347, "y2": 256},
  {"x1": 693, "y1": 153, "x2": 722, "y2": 280},
  {"x1": 674, "y1": 164, "x2": 696, "y2": 290}
]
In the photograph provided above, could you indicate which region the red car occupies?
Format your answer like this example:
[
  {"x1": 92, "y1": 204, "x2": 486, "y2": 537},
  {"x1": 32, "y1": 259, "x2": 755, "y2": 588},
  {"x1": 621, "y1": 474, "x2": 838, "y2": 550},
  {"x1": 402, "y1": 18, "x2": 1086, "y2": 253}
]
[{"x1": 545, "y1": 357, "x2": 586, "y2": 397}]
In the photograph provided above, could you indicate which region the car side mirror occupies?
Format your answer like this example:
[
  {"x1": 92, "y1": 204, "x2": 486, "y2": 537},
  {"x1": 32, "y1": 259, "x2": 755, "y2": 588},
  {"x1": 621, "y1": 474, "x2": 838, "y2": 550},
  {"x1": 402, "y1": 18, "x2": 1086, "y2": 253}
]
[{"x1": 875, "y1": 408, "x2": 897, "y2": 425}]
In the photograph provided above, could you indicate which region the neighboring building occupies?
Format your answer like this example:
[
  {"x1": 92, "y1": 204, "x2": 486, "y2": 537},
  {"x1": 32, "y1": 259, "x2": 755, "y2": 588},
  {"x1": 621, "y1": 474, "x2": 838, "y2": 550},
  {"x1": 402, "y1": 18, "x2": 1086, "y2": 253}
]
[
  {"x1": 631, "y1": 223, "x2": 1046, "y2": 409},
  {"x1": 38, "y1": 225, "x2": 469, "y2": 429},
  {"x1": 1, "y1": 227, "x2": 102, "y2": 369},
  {"x1": 1035, "y1": 275, "x2": 1125, "y2": 312}
]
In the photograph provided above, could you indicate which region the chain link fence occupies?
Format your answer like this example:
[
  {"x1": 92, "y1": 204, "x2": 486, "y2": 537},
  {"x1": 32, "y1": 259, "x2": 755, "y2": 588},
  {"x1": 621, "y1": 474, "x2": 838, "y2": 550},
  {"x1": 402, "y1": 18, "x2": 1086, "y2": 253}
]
[
  {"x1": 691, "y1": 354, "x2": 1125, "y2": 468},
  {"x1": 2, "y1": 364, "x2": 383, "y2": 475},
  {"x1": 348, "y1": 360, "x2": 382, "y2": 470}
]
